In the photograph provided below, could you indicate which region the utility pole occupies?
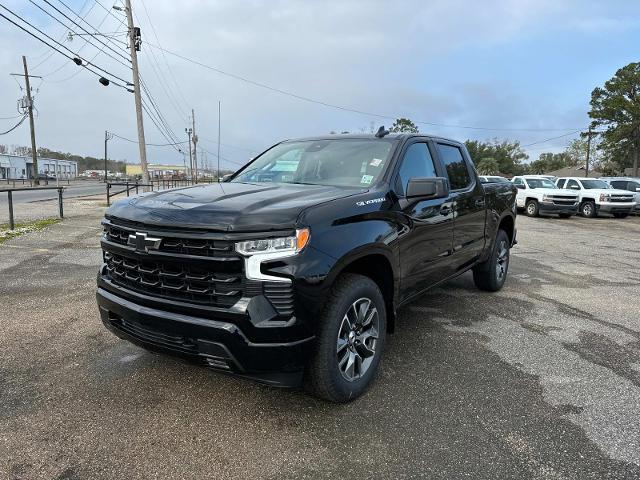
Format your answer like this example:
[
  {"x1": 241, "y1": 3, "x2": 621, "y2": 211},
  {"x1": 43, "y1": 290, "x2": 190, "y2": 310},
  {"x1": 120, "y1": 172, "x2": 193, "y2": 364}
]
[
  {"x1": 123, "y1": 0, "x2": 149, "y2": 184},
  {"x1": 217, "y1": 100, "x2": 221, "y2": 181},
  {"x1": 191, "y1": 109, "x2": 198, "y2": 183},
  {"x1": 16, "y1": 56, "x2": 40, "y2": 185},
  {"x1": 185, "y1": 127, "x2": 193, "y2": 179},
  {"x1": 104, "y1": 130, "x2": 113, "y2": 182},
  {"x1": 581, "y1": 127, "x2": 599, "y2": 178}
]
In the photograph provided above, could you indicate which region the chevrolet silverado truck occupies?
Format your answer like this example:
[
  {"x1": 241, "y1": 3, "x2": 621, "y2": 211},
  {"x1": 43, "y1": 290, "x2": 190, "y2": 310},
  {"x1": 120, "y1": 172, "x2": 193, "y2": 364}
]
[
  {"x1": 511, "y1": 175, "x2": 579, "y2": 218},
  {"x1": 96, "y1": 132, "x2": 517, "y2": 402},
  {"x1": 555, "y1": 177, "x2": 636, "y2": 218}
]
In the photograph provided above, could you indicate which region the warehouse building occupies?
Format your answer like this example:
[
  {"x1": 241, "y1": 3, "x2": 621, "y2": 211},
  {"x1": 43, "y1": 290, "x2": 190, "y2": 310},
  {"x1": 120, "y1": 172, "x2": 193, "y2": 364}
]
[{"x1": 0, "y1": 154, "x2": 78, "y2": 180}]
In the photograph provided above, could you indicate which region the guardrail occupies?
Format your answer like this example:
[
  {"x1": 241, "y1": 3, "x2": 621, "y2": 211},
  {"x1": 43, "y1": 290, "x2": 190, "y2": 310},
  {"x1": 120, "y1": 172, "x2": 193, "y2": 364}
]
[
  {"x1": 3, "y1": 177, "x2": 72, "y2": 187},
  {"x1": 0, "y1": 186, "x2": 65, "y2": 230},
  {"x1": 106, "y1": 181, "x2": 154, "y2": 206}
]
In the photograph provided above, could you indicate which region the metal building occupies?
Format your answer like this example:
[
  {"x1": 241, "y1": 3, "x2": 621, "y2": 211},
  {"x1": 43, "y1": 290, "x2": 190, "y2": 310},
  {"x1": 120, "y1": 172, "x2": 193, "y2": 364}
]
[{"x1": 0, "y1": 154, "x2": 78, "y2": 180}]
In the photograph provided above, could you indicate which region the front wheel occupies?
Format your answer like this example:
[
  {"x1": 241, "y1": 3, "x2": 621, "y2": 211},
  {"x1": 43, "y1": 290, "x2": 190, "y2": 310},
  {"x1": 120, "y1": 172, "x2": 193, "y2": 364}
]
[
  {"x1": 473, "y1": 229, "x2": 510, "y2": 292},
  {"x1": 581, "y1": 201, "x2": 597, "y2": 218},
  {"x1": 305, "y1": 274, "x2": 386, "y2": 402},
  {"x1": 525, "y1": 199, "x2": 539, "y2": 217}
]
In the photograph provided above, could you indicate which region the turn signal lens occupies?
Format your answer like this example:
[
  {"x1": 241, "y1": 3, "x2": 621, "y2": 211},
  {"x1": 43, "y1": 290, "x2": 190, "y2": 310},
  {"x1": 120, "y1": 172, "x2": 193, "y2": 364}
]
[{"x1": 296, "y1": 228, "x2": 310, "y2": 251}]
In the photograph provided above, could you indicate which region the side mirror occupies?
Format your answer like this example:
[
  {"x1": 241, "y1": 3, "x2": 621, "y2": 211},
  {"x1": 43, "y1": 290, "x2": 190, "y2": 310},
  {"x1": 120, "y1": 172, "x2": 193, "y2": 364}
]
[
  {"x1": 569, "y1": 185, "x2": 580, "y2": 190},
  {"x1": 515, "y1": 184, "x2": 525, "y2": 190},
  {"x1": 406, "y1": 177, "x2": 449, "y2": 199},
  {"x1": 221, "y1": 173, "x2": 233, "y2": 182}
]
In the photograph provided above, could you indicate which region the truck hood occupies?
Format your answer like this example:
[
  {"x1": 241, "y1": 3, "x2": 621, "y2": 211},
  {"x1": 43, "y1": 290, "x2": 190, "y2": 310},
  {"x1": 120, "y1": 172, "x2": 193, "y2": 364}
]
[
  {"x1": 528, "y1": 188, "x2": 578, "y2": 196},
  {"x1": 582, "y1": 188, "x2": 634, "y2": 196},
  {"x1": 106, "y1": 182, "x2": 363, "y2": 232}
]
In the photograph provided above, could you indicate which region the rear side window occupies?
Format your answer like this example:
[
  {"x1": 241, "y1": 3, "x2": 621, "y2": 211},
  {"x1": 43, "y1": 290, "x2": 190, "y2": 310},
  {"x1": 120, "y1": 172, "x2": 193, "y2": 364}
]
[
  {"x1": 556, "y1": 179, "x2": 566, "y2": 188},
  {"x1": 437, "y1": 144, "x2": 471, "y2": 190},
  {"x1": 397, "y1": 143, "x2": 437, "y2": 196}
]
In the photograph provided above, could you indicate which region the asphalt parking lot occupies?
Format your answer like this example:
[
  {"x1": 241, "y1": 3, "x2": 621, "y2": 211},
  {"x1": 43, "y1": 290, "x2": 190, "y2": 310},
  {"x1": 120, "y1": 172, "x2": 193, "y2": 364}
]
[{"x1": 1, "y1": 208, "x2": 640, "y2": 479}]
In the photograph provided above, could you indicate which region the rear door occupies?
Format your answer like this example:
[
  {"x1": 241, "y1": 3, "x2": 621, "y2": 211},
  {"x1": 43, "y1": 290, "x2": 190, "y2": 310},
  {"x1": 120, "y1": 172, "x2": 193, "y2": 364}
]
[
  {"x1": 435, "y1": 142, "x2": 487, "y2": 271},
  {"x1": 395, "y1": 140, "x2": 454, "y2": 302}
]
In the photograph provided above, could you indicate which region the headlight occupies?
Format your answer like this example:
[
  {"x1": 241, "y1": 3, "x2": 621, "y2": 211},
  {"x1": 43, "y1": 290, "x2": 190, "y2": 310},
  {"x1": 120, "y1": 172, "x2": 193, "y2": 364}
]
[
  {"x1": 542, "y1": 195, "x2": 553, "y2": 203},
  {"x1": 236, "y1": 228, "x2": 310, "y2": 283},
  {"x1": 236, "y1": 228, "x2": 310, "y2": 256},
  {"x1": 599, "y1": 193, "x2": 611, "y2": 202}
]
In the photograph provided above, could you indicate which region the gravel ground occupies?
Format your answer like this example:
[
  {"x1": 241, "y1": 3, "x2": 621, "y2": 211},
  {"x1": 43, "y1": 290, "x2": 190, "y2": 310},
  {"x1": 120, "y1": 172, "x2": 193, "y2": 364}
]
[{"x1": 1, "y1": 205, "x2": 640, "y2": 479}]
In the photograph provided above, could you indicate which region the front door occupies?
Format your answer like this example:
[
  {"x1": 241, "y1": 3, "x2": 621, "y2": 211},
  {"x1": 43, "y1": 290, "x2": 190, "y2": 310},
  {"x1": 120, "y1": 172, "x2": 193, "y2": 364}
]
[
  {"x1": 435, "y1": 142, "x2": 487, "y2": 271},
  {"x1": 395, "y1": 141, "x2": 454, "y2": 303}
]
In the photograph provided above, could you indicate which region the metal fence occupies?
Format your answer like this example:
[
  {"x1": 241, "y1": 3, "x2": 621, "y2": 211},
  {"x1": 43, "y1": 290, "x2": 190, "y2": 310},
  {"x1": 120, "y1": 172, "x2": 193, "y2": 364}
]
[
  {"x1": 1, "y1": 186, "x2": 65, "y2": 230},
  {"x1": 106, "y1": 178, "x2": 220, "y2": 206}
]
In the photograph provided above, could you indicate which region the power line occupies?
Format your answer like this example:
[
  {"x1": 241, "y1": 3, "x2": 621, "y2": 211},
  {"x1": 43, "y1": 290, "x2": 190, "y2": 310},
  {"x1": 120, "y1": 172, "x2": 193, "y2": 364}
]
[
  {"x1": 40, "y1": 0, "x2": 131, "y2": 65},
  {"x1": 0, "y1": 114, "x2": 28, "y2": 135},
  {"x1": 110, "y1": 132, "x2": 186, "y2": 147},
  {"x1": 145, "y1": 41, "x2": 585, "y2": 133},
  {"x1": 521, "y1": 130, "x2": 581, "y2": 148},
  {"x1": 0, "y1": 5, "x2": 131, "y2": 87},
  {"x1": 0, "y1": 114, "x2": 25, "y2": 120}
]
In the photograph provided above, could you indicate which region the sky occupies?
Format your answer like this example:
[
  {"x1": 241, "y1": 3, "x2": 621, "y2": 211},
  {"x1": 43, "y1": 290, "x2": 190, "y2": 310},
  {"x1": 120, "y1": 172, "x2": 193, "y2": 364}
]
[{"x1": 1, "y1": 0, "x2": 639, "y2": 171}]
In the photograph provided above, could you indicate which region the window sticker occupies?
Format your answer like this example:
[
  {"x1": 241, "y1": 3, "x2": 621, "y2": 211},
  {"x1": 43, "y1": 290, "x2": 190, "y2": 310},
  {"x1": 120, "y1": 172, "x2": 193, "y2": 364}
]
[
  {"x1": 370, "y1": 158, "x2": 383, "y2": 167},
  {"x1": 361, "y1": 174, "x2": 374, "y2": 185}
]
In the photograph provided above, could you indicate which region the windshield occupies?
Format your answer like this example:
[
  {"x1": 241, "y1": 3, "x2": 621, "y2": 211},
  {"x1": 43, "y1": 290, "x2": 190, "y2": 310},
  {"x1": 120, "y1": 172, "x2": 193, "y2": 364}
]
[
  {"x1": 231, "y1": 138, "x2": 395, "y2": 187},
  {"x1": 525, "y1": 178, "x2": 556, "y2": 189},
  {"x1": 580, "y1": 179, "x2": 609, "y2": 189}
]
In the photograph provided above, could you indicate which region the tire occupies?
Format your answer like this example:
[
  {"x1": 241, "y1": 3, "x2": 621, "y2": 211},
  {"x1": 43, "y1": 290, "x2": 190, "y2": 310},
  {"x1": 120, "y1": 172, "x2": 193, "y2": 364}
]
[
  {"x1": 558, "y1": 213, "x2": 572, "y2": 218},
  {"x1": 525, "y1": 199, "x2": 539, "y2": 217},
  {"x1": 613, "y1": 212, "x2": 629, "y2": 219},
  {"x1": 581, "y1": 201, "x2": 597, "y2": 218},
  {"x1": 305, "y1": 273, "x2": 386, "y2": 403},
  {"x1": 473, "y1": 229, "x2": 510, "y2": 292}
]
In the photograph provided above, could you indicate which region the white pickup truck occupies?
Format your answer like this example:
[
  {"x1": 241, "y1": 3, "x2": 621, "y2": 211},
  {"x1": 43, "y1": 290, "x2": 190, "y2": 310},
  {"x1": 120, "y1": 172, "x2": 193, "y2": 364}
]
[
  {"x1": 555, "y1": 177, "x2": 636, "y2": 218},
  {"x1": 511, "y1": 175, "x2": 579, "y2": 218}
]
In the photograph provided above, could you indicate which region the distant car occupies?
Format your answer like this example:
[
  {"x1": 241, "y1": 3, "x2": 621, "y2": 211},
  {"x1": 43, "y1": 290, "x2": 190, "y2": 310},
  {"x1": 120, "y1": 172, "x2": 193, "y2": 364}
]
[
  {"x1": 37, "y1": 174, "x2": 57, "y2": 181},
  {"x1": 555, "y1": 177, "x2": 636, "y2": 218},
  {"x1": 479, "y1": 175, "x2": 511, "y2": 184},
  {"x1": 599, "y1": 177, "x2": 640, "y2": 213},
  {"x1": 511, "y1": 175, "x2": 579, "y2": 218}
]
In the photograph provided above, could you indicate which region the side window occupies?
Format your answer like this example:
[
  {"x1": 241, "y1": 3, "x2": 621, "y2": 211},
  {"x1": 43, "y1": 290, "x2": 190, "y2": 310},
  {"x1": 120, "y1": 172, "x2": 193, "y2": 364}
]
[
  {"x1": 611, "y1": 181, "x2": 627, "y2": 190},
  {"x1": 397, "y1": 143, "x2": 437, "y2": 196},
  {"x1": 566, "y1": 179, "x2": 580, "y2": 190},
  {"x1": 512, "y1": 177, "x2": 524, "y2": 186},
  {"x1": 556, "y1": 179, "x2": 566, "y2": 188},
  {"x1": 437, "y1": 144, "x2": 471, "y2": 190}
]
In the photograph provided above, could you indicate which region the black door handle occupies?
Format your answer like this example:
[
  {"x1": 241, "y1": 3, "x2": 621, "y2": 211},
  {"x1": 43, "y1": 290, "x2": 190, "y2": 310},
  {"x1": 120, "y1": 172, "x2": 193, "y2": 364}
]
[
  {"x1": 475, "y1": 199, "x2": 486, "y2": 208},
  {"x1": 440, "y1": 206, "x2": 452, "y2": 216}
]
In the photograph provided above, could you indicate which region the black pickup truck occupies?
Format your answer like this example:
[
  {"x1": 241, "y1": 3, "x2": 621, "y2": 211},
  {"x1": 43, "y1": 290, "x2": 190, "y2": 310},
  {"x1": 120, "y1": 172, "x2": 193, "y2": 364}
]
[{"x1": 97, "y1": 132, "x2": 517, "y2": 402}]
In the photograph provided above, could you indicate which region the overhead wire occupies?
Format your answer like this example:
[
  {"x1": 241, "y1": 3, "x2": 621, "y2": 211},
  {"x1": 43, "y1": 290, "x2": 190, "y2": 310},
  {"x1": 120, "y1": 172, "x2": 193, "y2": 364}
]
[
  {"x1": 0, "y1": 7, "x2": 130, "y2": 89},
  {"x1": 0, "y1": 114, "x2": 29, "y2": 135}
]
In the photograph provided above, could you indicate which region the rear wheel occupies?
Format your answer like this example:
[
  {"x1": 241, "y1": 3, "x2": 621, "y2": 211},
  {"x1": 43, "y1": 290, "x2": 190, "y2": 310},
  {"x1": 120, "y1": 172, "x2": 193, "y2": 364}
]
[
  {"x1": 305, "y1": 274, "x2": 386, "y2": 403},
  {"x1": 613, "y1": 212, "x2": 629, "y2": 219},
  {"x1": 581, "y1": 201, "x2": 597, "y2": 218},
  {"x1": 525, "y1": 200, "x2": 539, "y2": 217},
  {"x1": 473, "y1": 229, "x2": 510, "y2": 292}
]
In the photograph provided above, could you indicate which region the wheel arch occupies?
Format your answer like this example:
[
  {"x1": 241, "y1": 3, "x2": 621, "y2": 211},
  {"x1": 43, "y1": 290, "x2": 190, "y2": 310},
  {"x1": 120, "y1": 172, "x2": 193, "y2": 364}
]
[{"x1": 327, "y1": 246, "x2": 397, "y2": 334}]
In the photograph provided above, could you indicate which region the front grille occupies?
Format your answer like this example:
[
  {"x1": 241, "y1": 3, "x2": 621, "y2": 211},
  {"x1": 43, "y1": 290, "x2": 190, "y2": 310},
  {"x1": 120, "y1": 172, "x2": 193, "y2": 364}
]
[
  {"x1": 104, "y1": 222, "x2": 236, "y2": 258},
  {"x1": 610, "y1": 195, "x2": 634, "y2": 203},
  {"x1": 551, "y1": 196, "x2": 577, "y2": 205},
  {"x1": 105, "y1": 251, "x2": 242, "y2": 307}
]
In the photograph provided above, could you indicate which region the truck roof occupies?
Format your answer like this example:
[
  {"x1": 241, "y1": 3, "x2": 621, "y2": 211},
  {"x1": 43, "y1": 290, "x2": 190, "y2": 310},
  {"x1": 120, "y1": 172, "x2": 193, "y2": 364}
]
[{"x1": 281, "y1": 133, "x2": 465, "y2": 146}]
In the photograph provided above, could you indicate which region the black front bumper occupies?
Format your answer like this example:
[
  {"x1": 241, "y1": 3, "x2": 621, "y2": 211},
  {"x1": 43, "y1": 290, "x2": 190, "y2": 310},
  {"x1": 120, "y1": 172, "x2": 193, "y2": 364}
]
[
  {"x1": 97, "y1": 286, "x2": 313, "y2": 387},
  {"x1": 539, "y1": 203, "x2": 578, "y2": 215}
]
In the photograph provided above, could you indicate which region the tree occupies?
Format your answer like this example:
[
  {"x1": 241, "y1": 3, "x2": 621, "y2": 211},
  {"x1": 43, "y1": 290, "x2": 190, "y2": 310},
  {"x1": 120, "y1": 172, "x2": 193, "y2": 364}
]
[
  {"x1": 465, "y1": 139, "x2": 528, "y2": 176},
  {"x1": 390, "y1": 118, "x2": 419, "y2": 133},
  {"x1": 476, "y1": 157, "x2": 499, "y2": 175},
  {"x1": 589, "y1": 62, "x2": 640, "y2": 176},
  {"x1": 528, "y1": 152, "x2": 571, "y2": 174}
]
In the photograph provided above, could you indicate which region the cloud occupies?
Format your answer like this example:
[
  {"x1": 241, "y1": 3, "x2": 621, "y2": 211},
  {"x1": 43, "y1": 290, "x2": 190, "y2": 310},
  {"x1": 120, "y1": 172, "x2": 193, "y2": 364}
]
[{"x1": 0, "y1": 0, "x2": 637, "y2": 166}]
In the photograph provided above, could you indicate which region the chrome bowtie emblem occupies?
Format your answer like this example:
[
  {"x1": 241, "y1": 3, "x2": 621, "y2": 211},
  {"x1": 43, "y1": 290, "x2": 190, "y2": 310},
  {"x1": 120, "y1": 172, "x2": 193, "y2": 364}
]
[{"x1": 127, "y1": 232, "x2": 162, "y2": 252}]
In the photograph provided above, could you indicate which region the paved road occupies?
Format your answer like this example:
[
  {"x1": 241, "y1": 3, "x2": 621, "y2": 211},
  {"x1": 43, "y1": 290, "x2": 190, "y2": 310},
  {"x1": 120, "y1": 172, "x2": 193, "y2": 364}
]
[
  {"x1": 1, "y1": 212, "x2": 640, "y2": 479},
  {"x1": 0, "y1": 182, "x2": 107, "y2": 206}
]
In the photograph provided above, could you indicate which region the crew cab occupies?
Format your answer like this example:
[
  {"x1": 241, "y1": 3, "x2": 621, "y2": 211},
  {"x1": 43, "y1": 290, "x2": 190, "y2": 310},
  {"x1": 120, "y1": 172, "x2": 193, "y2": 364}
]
[
  {"x1": 96, "y1": 132, "x2": 517, "y2": 402},
  {"x1": 511, "y1": 175, "x2": 579, "y2": 218},
  {"x1": 555, "y1": 177, "x2": 636, "y2": 218}
]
